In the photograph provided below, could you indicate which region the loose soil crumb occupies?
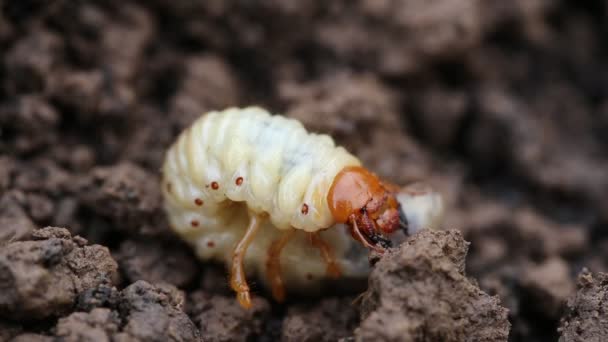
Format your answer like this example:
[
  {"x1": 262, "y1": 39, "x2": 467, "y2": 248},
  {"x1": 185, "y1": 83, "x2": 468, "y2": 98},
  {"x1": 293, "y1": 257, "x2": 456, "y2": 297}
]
[
  {"x1": 0, "y1": 95, "x2": 59, "y2": 155},
  {"x1": 356, "y1": 229, "x2": 510, "y2": 341},
  {"x1": 10, "y1": 333, "x2": 54, "y2": 342},
  {"x1": 0, "y1": 227, "x2": 118, "y2": 320},
  {"x1": 169, "y1": 55, "x2": 241, "y2": 131},
  {"x1": 114, "y1": 281, "x2": 200, "y2": 341},
  {"x1": 33, "y1": 281, "x2": 200, "y2": 341},
  {"x1": 0, "y1": 191, "x2": 36, "y2": 243},
  {"x1": 54, "y1": 308, "x2": 121, "y2": 341},
  {"x1": 520, "y1": 258, "x2": 575, "y2": 319},
  {"x1": 281, "y1": 297, "x2": 359, "y2": 342},
  {"x1": 76, "y1": 283, "x2": 121, "y2": 312},
  {"x1": 116, "y1": 239, "x2": 198, "y2": 288},
  {"x1": 78, "y1": 162, "x2": 167, "y2": 236},
  {"x1": 188, "y1": 291, "x2": 270, "y2": 342},
  {"x1": 0, "y1": 320, "x2": 22, "y2": 341},
  {"x1": 558, "y1": 270, "x2": 608, "y2": 342}
]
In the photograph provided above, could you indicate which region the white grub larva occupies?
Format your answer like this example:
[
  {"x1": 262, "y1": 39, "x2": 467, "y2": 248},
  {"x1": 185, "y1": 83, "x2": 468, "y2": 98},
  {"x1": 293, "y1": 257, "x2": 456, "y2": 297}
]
[{"x1": 161, "y1": 107, "x2": 444, "y2": 308}]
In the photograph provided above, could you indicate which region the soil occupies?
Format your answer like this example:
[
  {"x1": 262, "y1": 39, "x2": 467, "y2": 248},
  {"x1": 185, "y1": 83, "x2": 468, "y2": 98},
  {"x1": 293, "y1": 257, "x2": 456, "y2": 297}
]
[
  {"x1": 357, "y1": 229, "x2": 509, "y2": 341},
  {"x1": 558, "y1": 270, "x2": 608, "y2": 342},
  {"x1": 1, "y1": 1, "x2": 607, "y2": 341}
]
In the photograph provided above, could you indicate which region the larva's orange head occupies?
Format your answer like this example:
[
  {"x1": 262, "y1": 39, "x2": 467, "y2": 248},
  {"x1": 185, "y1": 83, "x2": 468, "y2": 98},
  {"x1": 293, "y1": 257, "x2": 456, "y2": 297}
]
[{"x1": 328, "y1": 166, "x2": 407, "y2": 252}]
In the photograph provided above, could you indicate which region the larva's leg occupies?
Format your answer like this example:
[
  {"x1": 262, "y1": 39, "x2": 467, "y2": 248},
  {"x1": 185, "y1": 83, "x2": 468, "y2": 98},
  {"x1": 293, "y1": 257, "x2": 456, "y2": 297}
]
[
  {"x1": 266, "y1": 228, "x2": 296, "y2": 302},
  {"x1": 230, "y1": 212, "x2": 265, "y2": 309},
  {"x1": 308, "y1": 232, "x2": 341, "y2": 278}
]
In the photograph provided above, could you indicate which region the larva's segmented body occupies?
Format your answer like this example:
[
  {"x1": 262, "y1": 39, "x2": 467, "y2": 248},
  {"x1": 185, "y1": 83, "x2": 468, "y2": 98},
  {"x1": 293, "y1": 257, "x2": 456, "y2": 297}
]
[
  {"x1": 164, "y1": 107, "x2": 359, "y2": 232},
  {"x1": 162, "y1": 107, "x2": 444, "y2": 308}
]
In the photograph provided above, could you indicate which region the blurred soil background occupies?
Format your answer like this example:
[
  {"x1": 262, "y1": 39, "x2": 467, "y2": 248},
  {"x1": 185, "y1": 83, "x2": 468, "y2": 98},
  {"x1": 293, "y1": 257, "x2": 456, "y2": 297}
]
[{"x1": 1, "y1": 0, "x2": 608, "y2": 341}]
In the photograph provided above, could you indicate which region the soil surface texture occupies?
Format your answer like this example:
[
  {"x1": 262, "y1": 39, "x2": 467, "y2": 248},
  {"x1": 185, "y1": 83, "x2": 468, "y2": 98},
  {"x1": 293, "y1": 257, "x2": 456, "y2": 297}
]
[{"x1": 1, "y1": 1, "x2": 608, "y2": 341}]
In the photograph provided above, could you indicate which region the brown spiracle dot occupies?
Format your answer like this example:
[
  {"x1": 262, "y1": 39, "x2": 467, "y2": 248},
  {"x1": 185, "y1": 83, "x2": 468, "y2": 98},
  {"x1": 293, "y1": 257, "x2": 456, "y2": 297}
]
[
  {"x1": 301, "y1": 203, "x2": 309, "y2": 215},
  {"x1": 191, "y1": 220, "x2": 199, "y2": 227},
  {"x1": 235, "y1": 177, "x2": 243, "y2": 186},
  {"x1": 194, "y1": 198, "x2": 203, "y2": 206},
  {"x1": 211, "y1": 181, "x2": 219, "y2": 190},
  {"x1": 207, "y1": 241, "x2": 215, "y2": 248}
]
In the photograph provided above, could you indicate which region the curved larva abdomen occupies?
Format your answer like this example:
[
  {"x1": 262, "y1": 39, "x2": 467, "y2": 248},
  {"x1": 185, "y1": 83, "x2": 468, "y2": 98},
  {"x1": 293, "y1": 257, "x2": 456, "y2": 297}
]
[{"x1": 163, "y1": 106, "x2": 361, "y2": 233}]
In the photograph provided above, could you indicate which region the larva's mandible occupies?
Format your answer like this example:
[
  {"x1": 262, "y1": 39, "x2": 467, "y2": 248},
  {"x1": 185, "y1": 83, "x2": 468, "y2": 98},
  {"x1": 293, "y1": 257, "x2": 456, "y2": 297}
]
[{"x1": 162, "y1": 107, "x2": 444, "y2": 308}]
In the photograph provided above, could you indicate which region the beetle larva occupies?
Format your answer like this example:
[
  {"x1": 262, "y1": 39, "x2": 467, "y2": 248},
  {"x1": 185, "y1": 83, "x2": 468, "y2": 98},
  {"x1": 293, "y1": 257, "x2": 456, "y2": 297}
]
[{"x1": 162, "y1": 107, "x2": 443, "y2": 308}]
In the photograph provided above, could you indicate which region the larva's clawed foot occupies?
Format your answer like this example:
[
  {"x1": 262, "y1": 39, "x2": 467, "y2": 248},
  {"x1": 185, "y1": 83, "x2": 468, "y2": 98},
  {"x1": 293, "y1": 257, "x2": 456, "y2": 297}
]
[
  {"x1": 230, "y1": 212, "x2": 264, "y2": 310},
  {"x1": 236, "y1": 291, "x2": 252, "y2": 309},
  {"x1": 230, "y1": 278, "x2": 253, "y2": 309}
]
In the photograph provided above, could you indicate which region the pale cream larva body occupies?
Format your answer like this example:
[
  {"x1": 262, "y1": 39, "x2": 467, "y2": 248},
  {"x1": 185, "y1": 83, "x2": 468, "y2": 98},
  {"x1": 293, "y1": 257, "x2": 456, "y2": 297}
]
[{"x1": 162, "y1": 107, "x2": 443, "y2": 293}]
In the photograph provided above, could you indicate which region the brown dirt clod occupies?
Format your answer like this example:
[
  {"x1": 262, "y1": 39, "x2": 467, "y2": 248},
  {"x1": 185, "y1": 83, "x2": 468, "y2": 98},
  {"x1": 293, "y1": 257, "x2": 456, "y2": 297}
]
[
  {"x1": 282, "y1": 297, "x2": 359, "y2": 342},
  {"x1": 0, "y1": 191, "x2": 36, "y2": 243},
  {"x1": 558, "y1": 270, "x2": 608, "y2": 342},
  {"x1": 520, "y1": 258, "x2": 576, "y2": 319},
  {"x1": 114, "y1": 281, "x2": 201, "y2": 341},
  {"x1": 116, "y1": 239, "x2": 198, "y2": 288},
  {"x1": 54, "y1": 308, "x2": 121, "y2": 342},
  {"x1": 51, "y1": 281, "x2": 200, "y2": 341},
  {"x1": 356, "y1": 229, "x2": 510, "y2": 342},
  {"x1": 0, "y1": 227, "x2": 118, "y2": 320},
  {"x1": 78, "y1": 162, "x2": 167, "y2": 236},
  {"x1": 188, "y1": 291, "x2": 270, "y2": 342}
]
